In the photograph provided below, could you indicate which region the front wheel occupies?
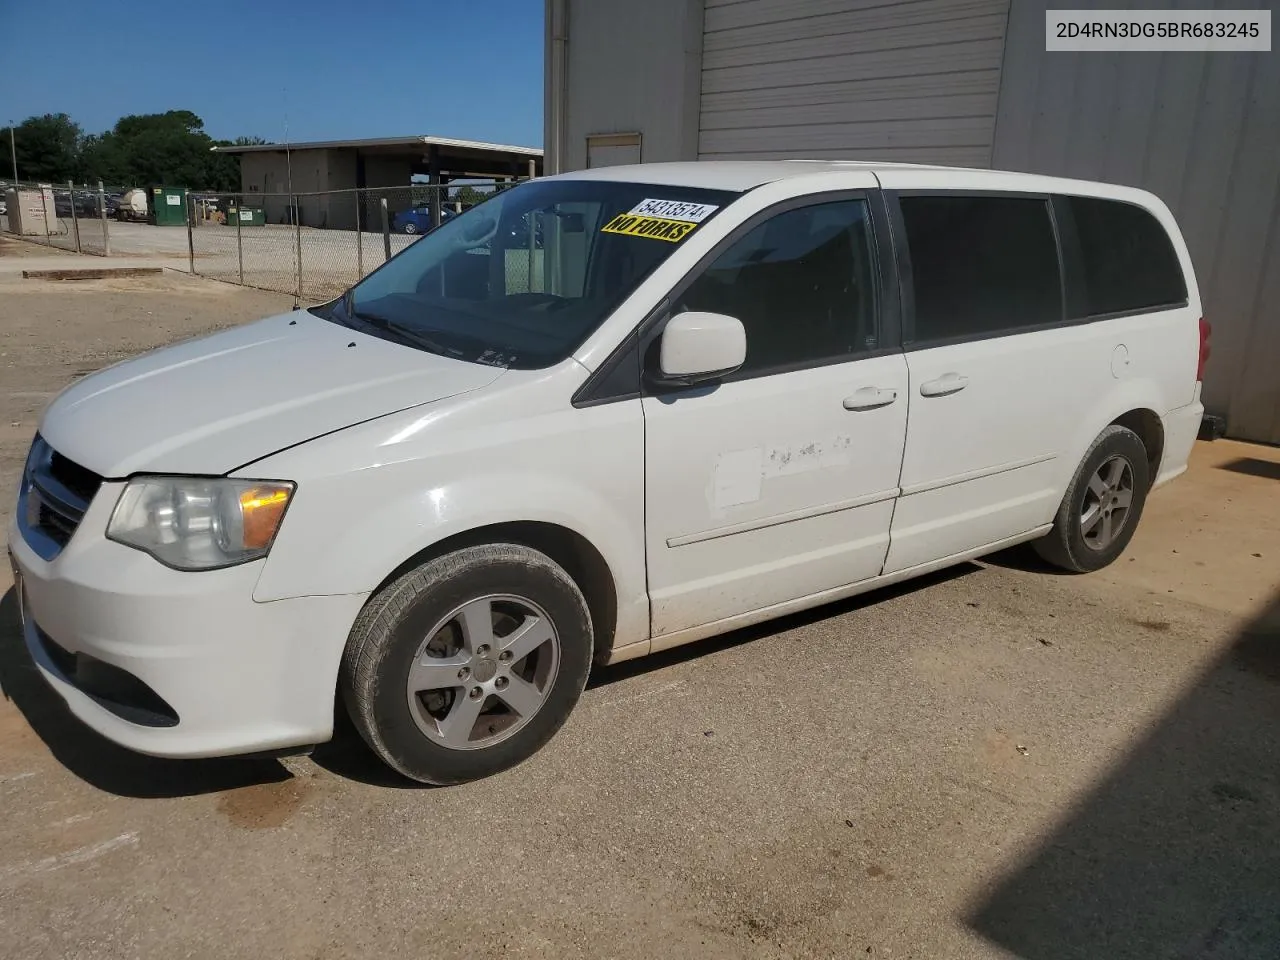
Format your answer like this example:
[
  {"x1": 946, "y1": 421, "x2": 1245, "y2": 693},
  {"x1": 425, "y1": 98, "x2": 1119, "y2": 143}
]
[
  {"x1": 1034, "y1": 424, "x2": 1150, "y2": 573},
  {"x1": 340, "y1": 543, "x2": 593, "y2": 785},
  {"x1": 401, "y1": 221, "x2": 418, "y2": 235}
]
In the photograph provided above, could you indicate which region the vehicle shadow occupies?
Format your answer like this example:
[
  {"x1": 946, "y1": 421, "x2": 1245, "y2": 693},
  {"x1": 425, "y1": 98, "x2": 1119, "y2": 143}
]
[
  {"x1": 979, "y1": 541, "x2": 1074, "y2": 576},
  {"x1": 586, "y1": 562, "x2": 982, "y2": 690},
  {"x1": 0, "y1": 586, "x2": 291, "y2": 799},
  {"x1": 3, "y1": 563, "x2": 984, "y2": 794},
  {"x1": 310, "y1": 562, "x2": 984, "y2": 787},
  {"x1": 966, "y1": 588, "x2": 1280, "y2": 959}
]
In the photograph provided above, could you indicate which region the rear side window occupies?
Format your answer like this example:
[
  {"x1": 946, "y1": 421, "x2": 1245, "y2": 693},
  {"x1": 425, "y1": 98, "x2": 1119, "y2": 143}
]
[
  {"x1": 899, "y1": 195, "x2": 1062, "y2": 343},
  {"x1": 1062, "y1": 196, "x2": 1187, "y2": 317}
]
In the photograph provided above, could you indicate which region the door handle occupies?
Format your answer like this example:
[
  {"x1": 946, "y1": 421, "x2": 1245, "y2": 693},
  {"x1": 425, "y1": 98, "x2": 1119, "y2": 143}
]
[
  {"x1": 919, "y1": 373, "x2": 969, "y2": 397},
  {"x1": 843, "y1": 387, "x2": 898, "y2": 411}
]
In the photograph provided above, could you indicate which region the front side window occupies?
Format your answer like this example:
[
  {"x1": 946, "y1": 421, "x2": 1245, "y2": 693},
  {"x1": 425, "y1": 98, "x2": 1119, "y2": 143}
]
[
  {"x1": 678, "y1": 199, "x2": 879, "y2": 377},
  {"x1": 900, "y1": 195, "x2": 1062, "y2": 343},
  {"x1": 1063, "y1": 196, "x2": 1187, "y2": 317},
  {"x1": 325, "y1": 180, "x2": 737, "y2": 369}
]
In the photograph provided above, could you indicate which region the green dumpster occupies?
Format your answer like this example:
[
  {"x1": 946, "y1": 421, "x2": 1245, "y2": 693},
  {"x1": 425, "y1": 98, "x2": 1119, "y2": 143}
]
[
  {"x1": 227, "y1": 205, "x2": 264, "y2": 226},
  {"x1": 150, "y1": 186, "x2": 188, "y2": 226}
]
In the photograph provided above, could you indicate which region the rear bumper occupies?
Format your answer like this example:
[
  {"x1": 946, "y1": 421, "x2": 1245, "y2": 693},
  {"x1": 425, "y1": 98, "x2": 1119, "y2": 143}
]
[{"x1": 1155, "y1": 383, "x2": 1205, "y2": 489}]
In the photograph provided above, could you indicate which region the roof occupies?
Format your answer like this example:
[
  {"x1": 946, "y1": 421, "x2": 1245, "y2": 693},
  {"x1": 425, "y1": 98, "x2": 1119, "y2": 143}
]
[
  {"x1": 549, "y1": 160, "x2": 1161, "y2": 206},
  {"x1": 212, "y1": 136, "x2": 542, "y2": 157},
  {"x1": 545, "y1": 160, "x2": 955, "y2": 191}
]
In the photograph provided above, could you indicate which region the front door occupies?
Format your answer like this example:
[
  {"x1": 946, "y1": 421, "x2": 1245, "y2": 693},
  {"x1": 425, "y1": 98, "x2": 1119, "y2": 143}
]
[{"x1": 642, "y1": 195, "x2": 908, "y2": 638}]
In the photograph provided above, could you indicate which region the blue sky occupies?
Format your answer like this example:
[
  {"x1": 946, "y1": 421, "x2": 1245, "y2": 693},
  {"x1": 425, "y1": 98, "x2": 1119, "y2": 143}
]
[{"x1": 7, "y1": 0, "x2": 544, "y2": 147}]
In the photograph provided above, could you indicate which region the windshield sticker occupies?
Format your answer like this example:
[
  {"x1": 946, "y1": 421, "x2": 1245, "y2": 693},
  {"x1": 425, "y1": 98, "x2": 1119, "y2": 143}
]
[
  {"x1": 601, "y1": 213, "x2": 699, "y2": 243},
  {"x1": 627, "y1": 198, "x2": 719, "y2": 223}
]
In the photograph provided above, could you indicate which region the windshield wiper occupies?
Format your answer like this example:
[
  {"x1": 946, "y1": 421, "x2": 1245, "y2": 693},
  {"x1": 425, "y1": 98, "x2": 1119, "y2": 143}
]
[{"x1": 345, "y1": 308, "x2": 463, "y2": 358}]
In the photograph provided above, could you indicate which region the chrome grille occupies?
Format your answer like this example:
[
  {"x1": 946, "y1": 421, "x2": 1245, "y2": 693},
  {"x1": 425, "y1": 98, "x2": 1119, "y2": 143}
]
[{"x1": 18, "y1": 436, "x2": 103, "y2": 560}]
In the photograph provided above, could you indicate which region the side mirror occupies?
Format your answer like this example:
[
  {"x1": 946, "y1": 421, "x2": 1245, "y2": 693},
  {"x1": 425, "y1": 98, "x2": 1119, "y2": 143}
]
[{"x1": 656, "y1": 311, "x2": 747, "y2": 385}]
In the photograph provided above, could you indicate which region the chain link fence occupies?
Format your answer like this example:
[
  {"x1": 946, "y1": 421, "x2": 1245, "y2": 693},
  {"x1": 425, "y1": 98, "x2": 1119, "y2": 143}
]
[
  {"x1": 2, "y1": 177, "x2": 530, "y2": 298},
  {"x1": 188, "y1": 181, "x2": 525, "y2": 300},
  {"x1": 1, "y1": 179, "x2": 124, "y2": 256}
]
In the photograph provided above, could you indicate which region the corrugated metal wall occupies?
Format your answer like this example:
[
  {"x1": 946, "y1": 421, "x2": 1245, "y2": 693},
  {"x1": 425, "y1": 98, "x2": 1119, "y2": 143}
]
[
  {"x1": 698, "y1": 0, "x2": 1012, "y2": 165},
  {"x1": 993, "y1": 0, "x2": 1280, "y2": 444}
]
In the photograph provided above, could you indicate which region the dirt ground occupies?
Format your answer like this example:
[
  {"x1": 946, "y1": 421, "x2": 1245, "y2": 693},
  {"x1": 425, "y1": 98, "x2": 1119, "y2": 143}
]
[
  {"x1": 0, "y1": 257, "x2": 295, "y2": 512},
  {"x1": 0, "y1": 261, "x2": 1278, "y2": 960}
]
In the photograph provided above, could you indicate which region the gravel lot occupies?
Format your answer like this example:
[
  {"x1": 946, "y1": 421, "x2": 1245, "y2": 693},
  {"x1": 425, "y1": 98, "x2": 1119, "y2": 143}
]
[
  {"x1": 1, "y1": 249, "x2": 1278, "y2": 959},
  {"x1": 104, "y1": 219, "x2": 417, "y2": 300}
]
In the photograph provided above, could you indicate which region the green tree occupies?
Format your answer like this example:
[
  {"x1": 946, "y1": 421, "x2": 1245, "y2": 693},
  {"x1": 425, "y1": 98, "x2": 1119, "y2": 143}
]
[
  {"x1": 86, "y1": 112, "x2": 267, "y2": 190},
  {"x1": 109, "y1": 110, "x2": 212, "y2": 187},
  {"x1": 205, "y1": 135, "x2": 268, "y2": 192},
  {"x1": 78, "y1": 132, "x2": 128, "y2": 185},
  {"x1": 11, "y1": 113, "x2": 81, "y2": 182},
  {"x1": 11, "y1": 109, "x2": 267, "y2": 190},
  {"x1": 454, "y1": 184, "x2": 495, "y2": 208}
]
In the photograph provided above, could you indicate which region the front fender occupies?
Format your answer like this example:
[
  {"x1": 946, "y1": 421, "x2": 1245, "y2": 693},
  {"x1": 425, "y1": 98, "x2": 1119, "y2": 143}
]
[{"x1": 243, "y1": 380, "x2": 649, "y2": 651}]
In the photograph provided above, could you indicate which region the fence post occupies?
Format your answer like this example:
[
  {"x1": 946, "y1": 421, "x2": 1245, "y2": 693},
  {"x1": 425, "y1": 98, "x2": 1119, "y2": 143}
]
[
  {"x1": 355, "y1": 190, "x2": 363, "y2": 279},
  {"x1": 429, "y1": 182, "x2": 441, "y2": 231},
  {"x1": 186, "y1": 195, "x2": 195, "y2": 274},
  {"x1": 97, "y1": 181, "x2": 110, "y2": 256},
  {"x1": 67, "y1": 180, "x2": 81, "y2": 253},
  {"x1": 235, "y1": 195, "x2": 244, "y2": 283},
  {"x1": 294, "y1": 195, "x2": 303, "y2": 304},
  {"x1": 380, "y1": 196, "x2": 391, "y2": 263}
]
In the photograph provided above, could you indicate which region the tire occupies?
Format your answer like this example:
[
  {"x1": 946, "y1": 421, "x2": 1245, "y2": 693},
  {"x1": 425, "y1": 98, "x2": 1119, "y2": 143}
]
[
  {"x1": 402, "y1": 222, "x2": 417, "y2": 235},
  {"x1": 1034, "y1": 425, "x2": 1150, "y2": 573},
  {"x1": 340, "y1": 543, "x2": 593, "y2": 785}
]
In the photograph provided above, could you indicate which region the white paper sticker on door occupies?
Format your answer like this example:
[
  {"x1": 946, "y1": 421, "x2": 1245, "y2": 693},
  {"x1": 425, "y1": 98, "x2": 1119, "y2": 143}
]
[{"x1": 711, "y1": 448, "x2": 763, "y2": 510}]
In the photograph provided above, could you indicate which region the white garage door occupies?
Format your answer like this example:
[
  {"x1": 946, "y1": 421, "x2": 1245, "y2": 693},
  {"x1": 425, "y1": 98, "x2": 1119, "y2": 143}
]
[{"x1": 699, "y1": 0, "x2": 1011, "y2": 167}]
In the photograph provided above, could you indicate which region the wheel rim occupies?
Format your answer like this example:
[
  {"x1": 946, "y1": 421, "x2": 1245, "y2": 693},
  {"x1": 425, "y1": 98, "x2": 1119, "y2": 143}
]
[
  {"x1": 1080, "y1": 454, "x2": 1135, "y2": 550},
  {"x1": 405, "y1": 594, "x2": 560, "y2": 751},
  {"x1": 404, "y1": 222, "x2": 417, "y2": 234}
]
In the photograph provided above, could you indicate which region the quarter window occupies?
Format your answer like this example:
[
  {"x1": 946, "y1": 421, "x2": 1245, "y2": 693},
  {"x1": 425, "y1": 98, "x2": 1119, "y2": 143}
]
[
  {"x1": 900, "y1": 195, "x2": 1062, "y2": 343},
  {"x1": 678, "y1": 199, "x2": 878, "y2": 376},
  {"x1": 1062, "y1": 196, "x2": 1187, "y2": 316}
]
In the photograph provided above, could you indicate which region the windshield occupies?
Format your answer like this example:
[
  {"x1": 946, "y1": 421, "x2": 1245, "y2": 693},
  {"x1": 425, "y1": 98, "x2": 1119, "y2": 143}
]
[{"x1": 319, "y1": 179, "x2": 738, "y2": 369}]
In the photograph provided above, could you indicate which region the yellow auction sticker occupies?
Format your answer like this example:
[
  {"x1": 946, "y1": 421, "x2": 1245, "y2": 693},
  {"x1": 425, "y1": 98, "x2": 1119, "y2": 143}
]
[{"x1": 600, "y1": 213, "x2": 698, "y2": 243}]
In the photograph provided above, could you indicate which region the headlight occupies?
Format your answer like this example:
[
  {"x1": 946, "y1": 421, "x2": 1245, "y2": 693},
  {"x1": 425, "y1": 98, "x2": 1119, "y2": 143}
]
[{"x1": 107, "y1": 477, "x2": 294, "y2": 571}]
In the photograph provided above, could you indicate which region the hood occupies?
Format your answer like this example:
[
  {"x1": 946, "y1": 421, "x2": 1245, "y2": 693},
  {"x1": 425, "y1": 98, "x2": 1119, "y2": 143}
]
[{"x1": 39, "y1": 310, "x2": 504, "y2": 477}]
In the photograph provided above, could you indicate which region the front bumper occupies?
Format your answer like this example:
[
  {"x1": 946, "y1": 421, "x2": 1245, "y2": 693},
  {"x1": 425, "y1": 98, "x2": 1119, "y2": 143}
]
[{"x1": 8, "y1": 481, "x2": 367, "y2": 759}]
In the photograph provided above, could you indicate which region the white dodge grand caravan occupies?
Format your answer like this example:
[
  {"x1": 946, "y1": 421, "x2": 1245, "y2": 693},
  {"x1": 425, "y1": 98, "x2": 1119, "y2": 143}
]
[{"x1": 9, "y1": 161, "x2": 1208, "y2": 784}]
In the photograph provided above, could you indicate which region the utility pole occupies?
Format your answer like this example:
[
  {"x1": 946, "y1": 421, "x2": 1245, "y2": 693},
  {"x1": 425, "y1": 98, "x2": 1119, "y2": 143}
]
[{"x1": 9, "y1": 123, "x2": 17, "y2": 183}]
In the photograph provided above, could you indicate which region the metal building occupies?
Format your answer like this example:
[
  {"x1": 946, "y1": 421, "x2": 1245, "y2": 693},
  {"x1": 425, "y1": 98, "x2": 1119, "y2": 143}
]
[
  {"x1": 213, "y1": 136, "x2": 543, "y2": 230},
  {"x1": 544, "y1": 0, "x2": 1280, "y2": 444}
]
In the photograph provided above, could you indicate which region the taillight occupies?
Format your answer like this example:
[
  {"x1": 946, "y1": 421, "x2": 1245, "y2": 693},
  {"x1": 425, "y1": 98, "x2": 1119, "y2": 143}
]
[{"x1": 1197, "y1": 317, "x2": 1211, "y2": 381}]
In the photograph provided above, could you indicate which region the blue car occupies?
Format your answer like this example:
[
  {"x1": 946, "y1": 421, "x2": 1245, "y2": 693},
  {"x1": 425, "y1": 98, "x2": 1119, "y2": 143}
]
[
  {"x1": 392, "y1": 205, "x2": 456, "y2": 235},
  {"x1": 392, "y1": 204, "x2": 548, "y2": 245}
]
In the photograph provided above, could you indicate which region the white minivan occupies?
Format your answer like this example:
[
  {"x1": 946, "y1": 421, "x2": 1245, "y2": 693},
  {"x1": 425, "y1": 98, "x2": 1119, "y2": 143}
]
[{"x1": 9, "y1": 161, "x2": 1208, "y2": 784}]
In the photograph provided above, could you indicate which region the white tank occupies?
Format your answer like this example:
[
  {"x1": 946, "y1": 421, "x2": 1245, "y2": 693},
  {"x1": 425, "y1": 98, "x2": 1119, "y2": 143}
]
[{"x1": 117, "y1": 188, "x2": 149, "y2": 221}]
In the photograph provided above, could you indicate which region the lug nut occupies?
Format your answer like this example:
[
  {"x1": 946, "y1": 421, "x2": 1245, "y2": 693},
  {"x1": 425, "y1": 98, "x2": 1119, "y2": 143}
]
[
  {"x1": 498, "y1": 651, "x2": 512, "y2": 663},
  {"x1": 457, "y1": 667, "x2": 470, "y2": 681},
  {"x1": 495, "y1": 676, "x2": 509, "y2": 690},
  {"x1": 468, "y1": 687, "x2": 482, "y2": 699},
  {"x1": 476, "y1": 644, "x2": 490, "y2": 656}
]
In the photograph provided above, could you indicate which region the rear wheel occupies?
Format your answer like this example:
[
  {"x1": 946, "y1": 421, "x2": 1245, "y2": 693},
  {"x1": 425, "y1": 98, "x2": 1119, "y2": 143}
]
[
  {"x1": 402, "y1": 221, "x2": 418, "y2": 235},
  {"x1": 340, "y1": 543, "x2": 593, "y2": 785},
  {"x1": 1034, "y1": 425, "x2": 1150, "y2": 573}
]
